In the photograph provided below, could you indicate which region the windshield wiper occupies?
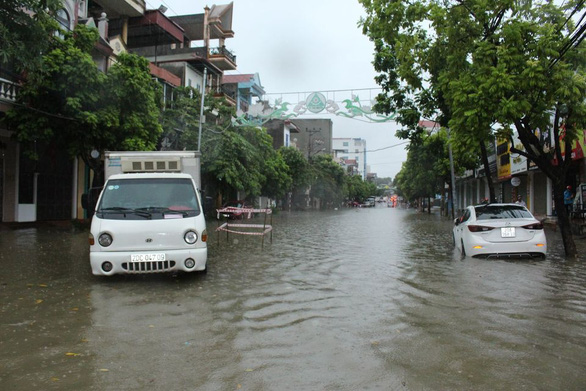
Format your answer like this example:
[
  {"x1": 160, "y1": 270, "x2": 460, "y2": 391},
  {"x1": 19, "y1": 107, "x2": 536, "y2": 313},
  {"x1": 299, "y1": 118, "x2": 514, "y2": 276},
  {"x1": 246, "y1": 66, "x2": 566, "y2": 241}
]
[
  {"x1": 100, "y1": 207, "x2": 151, "y2": 218},
  {"x1": 135, "y1": 206, "x2": 195, "y2": 216}
]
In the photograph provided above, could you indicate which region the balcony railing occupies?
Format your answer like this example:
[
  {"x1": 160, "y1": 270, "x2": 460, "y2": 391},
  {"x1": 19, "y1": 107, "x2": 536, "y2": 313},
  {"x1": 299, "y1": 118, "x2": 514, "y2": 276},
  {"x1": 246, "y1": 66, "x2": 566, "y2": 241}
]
[
  {"x1": 0, "y1": 78, "x2": 19, "y2": 102},
  {"x1": 209, "y1": 46, "x2": 236, "y2": 64}
]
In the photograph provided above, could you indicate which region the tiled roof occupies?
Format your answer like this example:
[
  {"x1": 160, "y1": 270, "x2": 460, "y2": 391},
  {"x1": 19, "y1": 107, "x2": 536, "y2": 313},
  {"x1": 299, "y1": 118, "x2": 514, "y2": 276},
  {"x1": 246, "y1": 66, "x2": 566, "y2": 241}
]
[
  {"x1": 222, "y1": 74, "x2": 254, "y2": 84},
  {"x1": 418, "y1": 120, "x2": 439, "y2": 129}
]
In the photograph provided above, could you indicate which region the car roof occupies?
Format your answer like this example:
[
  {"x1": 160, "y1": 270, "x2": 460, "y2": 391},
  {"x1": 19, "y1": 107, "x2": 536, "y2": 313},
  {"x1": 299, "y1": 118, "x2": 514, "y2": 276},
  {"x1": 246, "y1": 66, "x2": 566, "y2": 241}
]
[
  {"x1": 108, "y1": 173, "x2": 193, "y2": 180},
  {"x1": 471, "y1": 203, "x2": 523, "y2": 207}
]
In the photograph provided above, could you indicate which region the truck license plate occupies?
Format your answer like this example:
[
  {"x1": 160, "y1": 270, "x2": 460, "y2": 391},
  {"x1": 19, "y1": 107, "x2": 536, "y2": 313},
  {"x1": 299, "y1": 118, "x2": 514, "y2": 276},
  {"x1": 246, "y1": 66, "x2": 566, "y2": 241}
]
[
  {"x1": 501, "y1": 227, "x2": 516, "y2": 238},
  {"x1": 130, "y1": 253, "x2": 166, "y2": 262}
]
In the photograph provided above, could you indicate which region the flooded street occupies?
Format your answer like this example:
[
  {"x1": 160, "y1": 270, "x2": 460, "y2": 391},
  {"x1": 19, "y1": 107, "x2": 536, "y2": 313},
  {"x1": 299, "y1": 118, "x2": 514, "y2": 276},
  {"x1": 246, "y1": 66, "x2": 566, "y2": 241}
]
[{"x1": 1, "y1": 207, "x2": 586, "y2": 390}]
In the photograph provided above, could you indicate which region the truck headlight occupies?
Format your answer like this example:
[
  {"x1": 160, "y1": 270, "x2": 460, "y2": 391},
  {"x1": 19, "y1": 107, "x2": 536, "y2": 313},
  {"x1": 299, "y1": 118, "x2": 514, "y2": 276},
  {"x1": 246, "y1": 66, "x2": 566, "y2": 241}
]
[
  {"x1": 184, "y1": 230, "x2": 198, "y2": 244},
  {"x1": 98, "y1": 233, "x2": 113, "y2": 247}
]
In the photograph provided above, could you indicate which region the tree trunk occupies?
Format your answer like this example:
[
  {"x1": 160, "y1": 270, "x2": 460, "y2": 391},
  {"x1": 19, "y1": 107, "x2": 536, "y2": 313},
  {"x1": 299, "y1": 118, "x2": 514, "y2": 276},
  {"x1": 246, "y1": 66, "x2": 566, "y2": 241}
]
[
  {"x1": 448, "y1": 181, "x2": 455, "y2": 219},
  {"x1": 479, "y1": 140, "x2": 496, "y2": 202},
  {"x1": 553, "y1": 184, "x2": 578, "y2": 258},
  {"x1": 511, "y1": 118, "x2": 577, "y2": 259}
]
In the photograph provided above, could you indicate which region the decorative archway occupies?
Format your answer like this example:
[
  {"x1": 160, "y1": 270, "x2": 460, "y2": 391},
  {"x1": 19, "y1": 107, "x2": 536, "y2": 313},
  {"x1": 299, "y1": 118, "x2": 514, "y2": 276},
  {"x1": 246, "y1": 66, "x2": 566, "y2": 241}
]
[{"x1": 232, "y1": 90, "x2": 396, "y2": 127}]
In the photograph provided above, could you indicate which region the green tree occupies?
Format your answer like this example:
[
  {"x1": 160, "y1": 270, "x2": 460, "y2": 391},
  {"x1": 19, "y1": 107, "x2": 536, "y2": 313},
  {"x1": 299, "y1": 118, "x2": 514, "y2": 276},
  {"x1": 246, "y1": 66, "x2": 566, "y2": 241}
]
[
  {"x1": 199, "y1": 126, "x2": 262, "y2": 203},
  {"x1": 395, "y1": 131, "x2": 451, "y2": 211},
  {"x1": 345, "y1": 174, "x2": 377, "y2": 203},
  {"x1": 279, "y1": 146, "x2": 313, "y2": 207},
  {"x1": 6, "y1": 25, "x2": 162, "y2": 186},
  {"x1": 262, "y1": 149, "x2": 292, "y2": 200},
  {"x1": 0, "y1": 0, "x2": 61, "y2": 72},
  {"x1": 310, "y1": 154, "x2": 346, "y2": 209},
  {"x1": 160, "y1": 86, "x2": 233, "y2": 151},
  {"x1": 161, "y1": 90, "x2": 293, "y2": 207},
  {"x1": 360, "y1": 0, "x2": 586, "y2": 257}
]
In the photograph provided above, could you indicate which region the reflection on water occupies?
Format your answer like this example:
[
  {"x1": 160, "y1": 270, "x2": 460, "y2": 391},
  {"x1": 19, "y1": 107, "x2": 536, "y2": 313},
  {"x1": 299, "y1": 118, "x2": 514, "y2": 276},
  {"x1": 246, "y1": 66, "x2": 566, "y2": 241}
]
[{"x1": 1, "y1": 209, "x2": 585, "y2": 390}]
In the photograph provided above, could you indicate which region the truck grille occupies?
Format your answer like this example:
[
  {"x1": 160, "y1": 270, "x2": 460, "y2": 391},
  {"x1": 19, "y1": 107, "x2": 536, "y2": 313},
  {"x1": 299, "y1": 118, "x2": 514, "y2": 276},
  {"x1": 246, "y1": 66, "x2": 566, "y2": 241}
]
[{"x1": 122, "y1": 260, "x2": 176, "y2": 273}]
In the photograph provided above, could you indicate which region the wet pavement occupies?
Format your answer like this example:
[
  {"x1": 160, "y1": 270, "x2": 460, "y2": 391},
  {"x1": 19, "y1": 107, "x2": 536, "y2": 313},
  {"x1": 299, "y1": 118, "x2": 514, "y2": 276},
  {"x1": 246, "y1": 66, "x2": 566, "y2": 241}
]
[{"x1": 1, "y1": 207, "x2": 586, "y2": 390}]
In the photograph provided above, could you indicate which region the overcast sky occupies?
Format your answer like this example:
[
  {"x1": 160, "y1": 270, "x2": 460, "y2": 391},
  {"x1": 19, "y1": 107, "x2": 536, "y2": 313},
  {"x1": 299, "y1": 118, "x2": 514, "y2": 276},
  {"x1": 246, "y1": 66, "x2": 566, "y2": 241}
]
[{"x1": 157, "y1": 0, "x2": 408, "y2": 179}]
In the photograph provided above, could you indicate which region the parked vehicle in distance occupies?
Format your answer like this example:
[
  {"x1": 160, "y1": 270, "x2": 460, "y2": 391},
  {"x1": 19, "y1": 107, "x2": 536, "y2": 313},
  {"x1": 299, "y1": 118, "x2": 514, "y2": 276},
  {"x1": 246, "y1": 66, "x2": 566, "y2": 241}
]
[
  {"x1": 362, "y1": 197, "x2": 376, "y2": 207},
  {"x1": 453, "y1": 203, "x2": 547, "y2": 258},
  {"x1": 219, "y1": 200, "x2": 253, "y2": 219}
]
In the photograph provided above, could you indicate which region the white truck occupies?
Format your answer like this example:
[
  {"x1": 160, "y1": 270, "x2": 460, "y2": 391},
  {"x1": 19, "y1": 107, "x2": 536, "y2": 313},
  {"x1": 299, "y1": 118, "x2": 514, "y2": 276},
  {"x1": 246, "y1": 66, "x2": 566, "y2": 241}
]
[{"x1": 89, "y1": 151, "x2": 207, "y2": 276}]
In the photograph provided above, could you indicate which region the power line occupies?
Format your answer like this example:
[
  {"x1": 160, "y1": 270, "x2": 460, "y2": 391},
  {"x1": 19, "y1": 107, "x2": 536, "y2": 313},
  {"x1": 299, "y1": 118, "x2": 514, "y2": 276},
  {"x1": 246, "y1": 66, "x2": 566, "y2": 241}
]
[
  {"x1": 550, "y1": 5, "x2": 586, "y2": 68},
  {"x1": 339, "y1": 140, "x2": 410, "y2": 155},
  {"x1": 367, "y1": 141, "x2": 409, "y2": 153}
]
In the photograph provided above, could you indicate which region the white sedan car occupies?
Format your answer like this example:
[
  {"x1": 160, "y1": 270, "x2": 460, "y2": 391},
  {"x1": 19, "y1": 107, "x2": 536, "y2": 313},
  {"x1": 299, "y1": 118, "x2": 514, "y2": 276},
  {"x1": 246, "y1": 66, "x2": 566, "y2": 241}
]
[{"x1": 453, "y1": 203, "x2": 547, "y2": 258}]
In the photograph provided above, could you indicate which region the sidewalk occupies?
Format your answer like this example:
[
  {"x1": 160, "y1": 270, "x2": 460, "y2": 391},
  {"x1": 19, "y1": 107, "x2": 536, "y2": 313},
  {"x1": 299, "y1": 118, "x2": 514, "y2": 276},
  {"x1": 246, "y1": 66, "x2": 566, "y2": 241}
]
[{"x1": 0, "y1": 219, "x2": 90, "y2": 231}]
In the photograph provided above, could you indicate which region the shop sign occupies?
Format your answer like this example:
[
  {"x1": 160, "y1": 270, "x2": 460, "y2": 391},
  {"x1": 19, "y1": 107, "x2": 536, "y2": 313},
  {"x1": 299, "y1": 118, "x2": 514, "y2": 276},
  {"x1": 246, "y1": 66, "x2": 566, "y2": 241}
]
[
  {"x1": 496, "y1": 138, "x2": 511, "y2": 180},
  {"x1": 510, "y1": 133, "x2": 527, "y2": 175}
]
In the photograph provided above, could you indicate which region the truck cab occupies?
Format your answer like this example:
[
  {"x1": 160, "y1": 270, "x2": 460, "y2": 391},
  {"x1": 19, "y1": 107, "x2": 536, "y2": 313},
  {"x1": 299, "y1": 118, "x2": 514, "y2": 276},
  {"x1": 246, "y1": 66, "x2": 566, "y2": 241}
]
[{"x1": 89, "y1": 152, "x2": 207, "y2": 276}]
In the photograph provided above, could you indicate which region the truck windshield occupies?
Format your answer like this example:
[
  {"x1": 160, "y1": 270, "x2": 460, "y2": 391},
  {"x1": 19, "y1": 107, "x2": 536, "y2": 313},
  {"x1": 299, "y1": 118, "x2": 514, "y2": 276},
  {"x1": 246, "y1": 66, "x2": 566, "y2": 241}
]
[{"x1": 96, "y1": 178, "x2": 201, "y2": 219}]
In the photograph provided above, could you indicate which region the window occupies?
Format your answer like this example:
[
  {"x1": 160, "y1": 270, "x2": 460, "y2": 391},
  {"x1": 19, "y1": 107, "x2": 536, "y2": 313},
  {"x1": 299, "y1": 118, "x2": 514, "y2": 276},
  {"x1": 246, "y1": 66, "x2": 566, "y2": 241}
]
[
  {"x1": 343, "y1": 142, "x2": 349, "y2": 146},
  {"x1": 475, "y1": 205, "x2": 533, "y2": 220},
  {"x1": 462, "y1": 209, "x2": 471, "y2": 222}
]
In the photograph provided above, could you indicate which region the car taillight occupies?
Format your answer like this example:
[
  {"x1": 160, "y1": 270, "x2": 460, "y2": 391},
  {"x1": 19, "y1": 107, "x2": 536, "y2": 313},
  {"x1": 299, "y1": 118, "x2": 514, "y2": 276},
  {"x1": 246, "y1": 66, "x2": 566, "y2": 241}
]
[
  {"x1": 467, "y1": 225, "x2": 495, "y2": 232},
  {"x1": 522, "y1": 222, "x2": 544, "y2": 230}
]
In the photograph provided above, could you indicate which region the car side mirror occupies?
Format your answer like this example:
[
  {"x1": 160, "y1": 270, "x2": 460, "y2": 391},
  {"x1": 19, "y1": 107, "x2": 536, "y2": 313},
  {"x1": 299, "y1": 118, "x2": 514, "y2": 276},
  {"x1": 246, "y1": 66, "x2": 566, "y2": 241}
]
[{"x1": 454, "y1": 217, "x2": 461, "y2": 226}]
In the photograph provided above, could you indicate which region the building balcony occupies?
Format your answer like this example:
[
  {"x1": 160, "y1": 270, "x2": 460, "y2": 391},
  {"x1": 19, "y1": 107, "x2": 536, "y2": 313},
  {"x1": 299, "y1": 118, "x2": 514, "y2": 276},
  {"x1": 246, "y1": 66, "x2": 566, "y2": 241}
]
[
  {"x1": 132, "y1": 45, "x2": 208, "y2": 64},
  {"x1": 0, "y1": 78, "x2": 19, "y2": 103},
  {"x1": 214, "y1": 85, "x2": 236, "y2": 107},
  {"x1": 90, "y1": 0, "x2": 145, "y2": 18},
  {"x1": 208, "y1": 46, "x2": 237, "y2": 71}
]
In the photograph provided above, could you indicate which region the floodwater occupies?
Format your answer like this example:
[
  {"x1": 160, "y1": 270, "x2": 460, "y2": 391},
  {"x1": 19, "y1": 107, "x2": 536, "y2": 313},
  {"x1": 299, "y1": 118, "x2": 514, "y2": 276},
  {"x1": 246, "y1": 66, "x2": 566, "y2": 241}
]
[{"x1": 1, "y1": 207, "x2": 586, "y2": 390}]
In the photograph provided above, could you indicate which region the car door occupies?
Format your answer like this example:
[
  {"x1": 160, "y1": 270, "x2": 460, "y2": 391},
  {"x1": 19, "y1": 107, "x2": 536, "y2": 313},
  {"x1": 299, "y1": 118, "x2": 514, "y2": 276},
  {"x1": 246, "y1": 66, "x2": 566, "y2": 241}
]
[{"x1": 454, "y1": 208, "x2": 471, "y2": 249}]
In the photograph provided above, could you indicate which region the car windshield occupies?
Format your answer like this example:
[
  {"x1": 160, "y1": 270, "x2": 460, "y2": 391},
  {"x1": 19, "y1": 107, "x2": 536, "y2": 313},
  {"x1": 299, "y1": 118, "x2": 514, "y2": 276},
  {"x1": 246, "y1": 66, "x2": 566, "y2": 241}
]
[
  {"x1": 475, "y1": 205, "x2": 533, "y2": 220},
  {"x1": 97, "y1": 178, "x2": 201, "y2": 219}
]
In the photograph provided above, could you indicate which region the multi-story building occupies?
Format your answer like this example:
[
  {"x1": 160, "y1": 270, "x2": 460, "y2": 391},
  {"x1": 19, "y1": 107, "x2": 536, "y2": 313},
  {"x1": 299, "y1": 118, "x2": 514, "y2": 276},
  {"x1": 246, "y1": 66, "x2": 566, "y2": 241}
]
[
  {"x1": 332, "y1": 137, "x2": 367, "y2": 179},
  {"x1": 264, "y1": 119, "x2": 301, "y2": 150},
  {"x1": 222, "y1": 73, "x2": 265, "y2": 116},
  {"x1": 0, "y1": 1, "x2": 237, "y2": 222},
  {"x1": 289, "y1": 119, "x2": 333, "y2": 160}
]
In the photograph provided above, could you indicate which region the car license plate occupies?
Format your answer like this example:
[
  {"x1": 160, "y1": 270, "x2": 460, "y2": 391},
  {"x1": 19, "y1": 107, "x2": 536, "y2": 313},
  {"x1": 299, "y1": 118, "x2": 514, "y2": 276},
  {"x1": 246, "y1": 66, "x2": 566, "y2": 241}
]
[
  {"x1": 130, "y1": 253, "x2": 165, "y2": 262},
  {"x1": 501, "y1": 227, "x2": 516, "y2": 238}
]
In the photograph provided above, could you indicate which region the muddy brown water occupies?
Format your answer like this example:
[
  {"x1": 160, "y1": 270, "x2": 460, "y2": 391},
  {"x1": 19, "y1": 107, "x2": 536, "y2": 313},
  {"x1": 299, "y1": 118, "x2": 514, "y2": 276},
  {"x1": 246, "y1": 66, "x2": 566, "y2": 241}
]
[{"x1": 1, "y1": 208, "x2": 585, "y2": 390}]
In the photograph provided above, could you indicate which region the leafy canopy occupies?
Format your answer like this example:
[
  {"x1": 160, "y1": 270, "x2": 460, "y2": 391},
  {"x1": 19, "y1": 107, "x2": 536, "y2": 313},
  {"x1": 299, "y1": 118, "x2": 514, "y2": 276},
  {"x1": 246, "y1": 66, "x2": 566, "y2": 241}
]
[
  {"x1": 0, "y1": 0, "x2": 62, "y2": 72},
  {"x1": 6, "y1": 24, "x2": 162, "y2": 169}
]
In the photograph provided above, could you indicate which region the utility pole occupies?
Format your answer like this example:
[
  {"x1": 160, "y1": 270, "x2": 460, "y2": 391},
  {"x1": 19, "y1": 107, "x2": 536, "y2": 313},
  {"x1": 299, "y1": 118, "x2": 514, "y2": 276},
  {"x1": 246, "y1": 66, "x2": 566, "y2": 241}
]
[
  {"x1": 306, "y1": 127, "x2": 321, "y2": 160},
  {"x1": 448, "y1": 128, "x2": 457, "y2": 219},
  {"x1": 197, "y1": 67, "x2": 207, "y2": 152}
]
